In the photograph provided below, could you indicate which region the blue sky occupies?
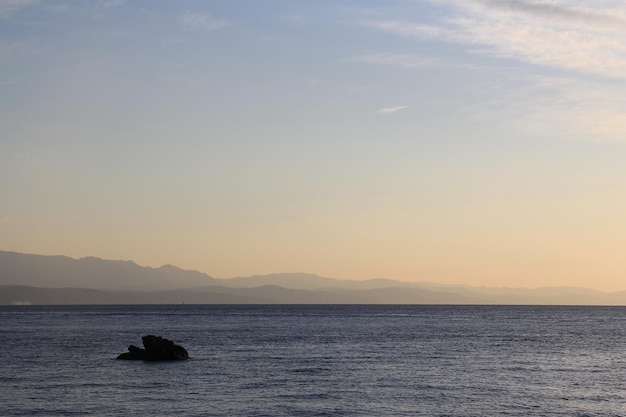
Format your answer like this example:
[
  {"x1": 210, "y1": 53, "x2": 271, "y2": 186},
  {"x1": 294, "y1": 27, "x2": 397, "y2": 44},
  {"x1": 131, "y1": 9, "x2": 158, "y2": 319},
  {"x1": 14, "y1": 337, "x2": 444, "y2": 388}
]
[{"x1": 3, "y1": 0, "x2": 626, "y2": 290}]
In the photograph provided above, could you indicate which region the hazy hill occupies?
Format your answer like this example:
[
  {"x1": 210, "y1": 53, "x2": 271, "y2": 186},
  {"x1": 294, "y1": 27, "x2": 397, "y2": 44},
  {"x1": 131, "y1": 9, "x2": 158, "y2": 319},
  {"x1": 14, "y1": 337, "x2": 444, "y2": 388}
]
[
  {"x1": 223, "y1": 273, "x2": 409, "y2": 290},
  {"x1": 0, "y1": 285, "x2": 476, "y2": 305},
  {"x1": 0, "y1": 251, "x2": 220, "y2": 291},
  {"x1": 0, "y1": 251, "x2": 426, "y2": 292},
  {"x1": 2, "y1": 250, "x2": 626, "y2": 305}
]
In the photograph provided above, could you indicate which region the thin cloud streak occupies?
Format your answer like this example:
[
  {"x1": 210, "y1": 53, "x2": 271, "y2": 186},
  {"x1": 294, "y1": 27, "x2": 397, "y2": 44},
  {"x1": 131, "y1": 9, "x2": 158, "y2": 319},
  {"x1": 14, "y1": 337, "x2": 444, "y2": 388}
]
[
  {"x1": 0, "y1": 0, "x2": 37, "y2": 17},
  {"x1": 365, "y1": 21, "x2": 445, "y2": 39},
  {"x1": 366, "y1": 1, "x2": 626, "y2": 79},
  {"x1": 378, "y1": 106, "x2": 408, "y2": 114},
  {"x1": 98, "y1": 0, "x2": 124, "y2": 8},
  {"x1": 354, "y1": 53, "x2": 437, "y2": 69},
  {"x1": 475, "y1": 0, "x2": 626, "y2": 31},
  {"x1": 182, "y1": 11, "x2": 230, "y2": 32},
  {"x1": 454, "y1": 70, "x2": 626, "y2": 143}
]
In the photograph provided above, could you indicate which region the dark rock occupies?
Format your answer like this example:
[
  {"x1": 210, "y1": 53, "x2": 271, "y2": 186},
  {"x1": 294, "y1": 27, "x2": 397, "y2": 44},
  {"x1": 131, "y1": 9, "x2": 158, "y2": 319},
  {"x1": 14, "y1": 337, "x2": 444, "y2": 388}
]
[{"x1": 116, "y1": 335, "x2": 189, "y2": 361}]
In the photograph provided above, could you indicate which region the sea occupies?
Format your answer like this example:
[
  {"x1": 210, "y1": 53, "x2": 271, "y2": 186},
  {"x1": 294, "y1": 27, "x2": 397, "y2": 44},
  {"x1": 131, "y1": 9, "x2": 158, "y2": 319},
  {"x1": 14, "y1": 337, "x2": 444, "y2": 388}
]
[{"x1": 1, "y1": 304, "x2": 626, "y2": 416}]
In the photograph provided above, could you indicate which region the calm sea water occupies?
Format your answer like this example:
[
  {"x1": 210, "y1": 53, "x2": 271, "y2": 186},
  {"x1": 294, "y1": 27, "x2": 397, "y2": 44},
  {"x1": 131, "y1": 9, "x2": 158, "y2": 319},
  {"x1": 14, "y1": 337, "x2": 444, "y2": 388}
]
[{"x1": 1, "y1": 304, "x2": 626, "y2": 416}]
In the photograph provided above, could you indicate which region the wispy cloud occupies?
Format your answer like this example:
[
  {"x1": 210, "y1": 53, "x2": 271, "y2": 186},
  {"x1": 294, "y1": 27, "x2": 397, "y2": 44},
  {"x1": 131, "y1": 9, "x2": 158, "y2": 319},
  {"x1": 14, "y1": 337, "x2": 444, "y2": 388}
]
[
  {"x1": 0, "y1": 0, "x2": 37, "y2": 17},
  {"x1": 518, "y1": 78, "x2": 626, "y2": 143},
  {"x1": 182, "y1": 11, "x2": 230, "y2": 32},
  {"x1": 46, "y1": 4, "x2": 71, "y2": 13},
  {"x1": 354, "y1": 53, "x2": 437, "y2": 69},
  {"x1": 458, "y1": 71, "x2": 626, "y2": 143},
  {"x1": 378, "y1": 106, "x2": 408, "y2": 114},
  {"x1": 277, "y1": 13, "x2": 306, "y2": 25},
  {"x1": 97, "y1": 0, "x2": 123, "y2": 8},
  {"x1": 363, "y1": 1, "x2": 626, "y2": 142},
  {"x1": 471, "y1": 0, "x2": 626, "y2": 31},
  {"x1": 366, "y1": 1, "x2": 626, "y2": 79},
  {"x1": 365, "y1": 21, "x2": 445, "y2": 39}
]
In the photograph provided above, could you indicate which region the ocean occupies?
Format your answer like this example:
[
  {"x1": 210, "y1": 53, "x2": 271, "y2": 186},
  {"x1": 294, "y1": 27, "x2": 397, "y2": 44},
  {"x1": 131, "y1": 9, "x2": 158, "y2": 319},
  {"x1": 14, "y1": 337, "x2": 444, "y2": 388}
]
[{"x1": 1, "y1": 304, "x2": 625, "y2": 416}]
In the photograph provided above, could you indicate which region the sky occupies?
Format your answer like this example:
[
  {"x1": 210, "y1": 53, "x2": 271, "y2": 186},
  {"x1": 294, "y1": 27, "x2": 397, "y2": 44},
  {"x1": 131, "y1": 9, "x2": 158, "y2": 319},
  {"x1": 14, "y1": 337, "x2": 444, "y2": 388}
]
[{"x1": 2, "y1": 0, "x2": 626, "y2": 291}]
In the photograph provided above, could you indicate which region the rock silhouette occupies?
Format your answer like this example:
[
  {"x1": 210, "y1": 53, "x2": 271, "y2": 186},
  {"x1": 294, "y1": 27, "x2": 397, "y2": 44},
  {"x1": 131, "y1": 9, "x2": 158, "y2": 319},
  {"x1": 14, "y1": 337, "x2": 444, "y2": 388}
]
[{"x1": 117, "y1": 335, "x2": 189, "y2": 361}]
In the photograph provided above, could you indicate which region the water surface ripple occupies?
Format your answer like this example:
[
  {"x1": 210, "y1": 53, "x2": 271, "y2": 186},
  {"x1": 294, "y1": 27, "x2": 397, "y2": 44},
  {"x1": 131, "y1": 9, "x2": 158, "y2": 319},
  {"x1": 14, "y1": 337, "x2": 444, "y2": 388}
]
[{"x1": 1, "y1": 305, "x2": 625, "y2": 416}]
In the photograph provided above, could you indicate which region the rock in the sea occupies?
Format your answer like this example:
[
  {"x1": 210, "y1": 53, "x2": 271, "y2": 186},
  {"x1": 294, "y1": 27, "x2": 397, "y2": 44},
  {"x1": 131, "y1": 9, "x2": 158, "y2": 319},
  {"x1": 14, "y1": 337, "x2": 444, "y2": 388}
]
[{"x1": 117, "y1": 335, "x2": 189, "y2": 361}]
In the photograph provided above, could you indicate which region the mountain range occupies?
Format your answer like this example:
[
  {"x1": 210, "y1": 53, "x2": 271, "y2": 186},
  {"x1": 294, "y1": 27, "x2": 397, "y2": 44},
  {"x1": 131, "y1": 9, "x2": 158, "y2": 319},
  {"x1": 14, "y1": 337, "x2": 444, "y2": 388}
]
[{"x1": 1, "y1": 250, "x2": 626, "y2": 305}]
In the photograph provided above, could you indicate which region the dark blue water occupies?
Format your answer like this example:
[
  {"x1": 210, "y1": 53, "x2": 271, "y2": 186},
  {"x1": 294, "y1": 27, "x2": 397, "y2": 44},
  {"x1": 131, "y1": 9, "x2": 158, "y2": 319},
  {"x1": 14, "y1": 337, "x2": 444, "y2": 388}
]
[{"x1": 1, "y1": 305, "x2": 626, "y2": 416}]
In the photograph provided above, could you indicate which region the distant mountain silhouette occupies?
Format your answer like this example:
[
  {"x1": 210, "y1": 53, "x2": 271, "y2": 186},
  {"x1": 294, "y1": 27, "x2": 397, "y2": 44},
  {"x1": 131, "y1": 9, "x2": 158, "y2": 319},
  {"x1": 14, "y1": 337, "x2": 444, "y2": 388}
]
[
  {"x1": 1, "y1": 251, "x2": 626, "y2": 305},
  {"x1": 223, "y1": 273, "x2": 410, "y2": 290},
  {"x1": 0, "y1": 251, "x2": 220, "y2": 291}
]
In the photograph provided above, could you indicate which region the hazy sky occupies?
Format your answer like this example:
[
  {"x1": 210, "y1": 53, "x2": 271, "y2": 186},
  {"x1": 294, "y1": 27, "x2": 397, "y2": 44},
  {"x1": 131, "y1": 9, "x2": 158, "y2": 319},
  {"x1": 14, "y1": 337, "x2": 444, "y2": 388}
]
[{"x1": 3, "y1": 0, "x2": 626, "y2": 291}]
